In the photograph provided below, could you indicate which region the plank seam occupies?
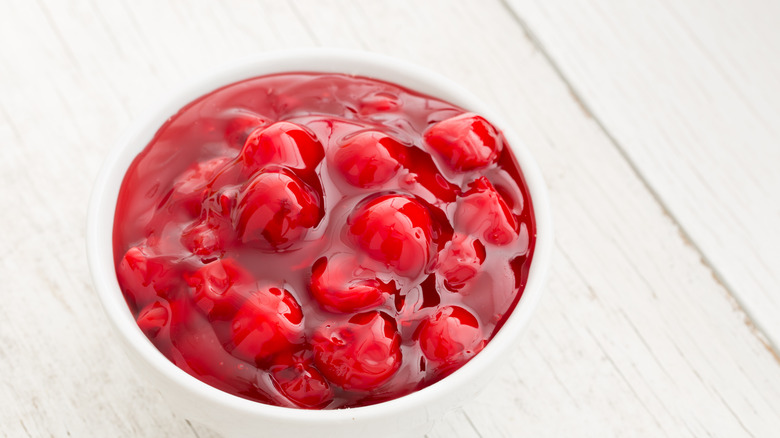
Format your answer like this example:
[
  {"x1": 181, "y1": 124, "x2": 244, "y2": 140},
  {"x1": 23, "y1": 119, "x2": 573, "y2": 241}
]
[
  {"x1": 185, "y1": 420, "x2": 202, "y2": 438},
  {"x1": 497, "y1": 0, "x2": 780, "y2": 360},
  {"x1": 462, "y1": 411, "x2": 485, "y2": 438}
]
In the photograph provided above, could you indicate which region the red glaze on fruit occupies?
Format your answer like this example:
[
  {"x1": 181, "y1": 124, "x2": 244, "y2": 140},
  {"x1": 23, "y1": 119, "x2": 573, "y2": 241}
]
[
  {"x1": 113, "y1": 73, "x2": 536, "y2": 409},
  {"x1": 347, "y1": 194, "x2": 434, "y2": 277},
  {"x1": 455, "y1": 176, "x2": 519, "y2": 245},
  {"x1": 170, "y1": 157, "x2": 232, "y2": 218},
  {"x1": 186, "y1": 259, "x2": 253, "y2": 319},
  {"x1": 333, "y1": 131, "x2": 402, "y2": 188},
  {"x1": 418, "y1": 306, "x2": 486, "y2": 374},
  {"x1": 223, "y1": 110, "x2": 269, "y2": 149},
  {"x1": 136, "y1": 301, "x2": 171, "y2": 339},
  {"x1": 312, "y1": 312, "x2": 402, "y2": 391},
  {"x1": 235, "y1": 169, "x2": 322, "y2": 251},
  {"x1": 227, "y1": 287, "x2": 305, "y2": 366},
  {"x1": 116, "y1": 246, "x2": 177, "y2": 312},
  {"x1": 240, "y1": 121, "x2": 324, "y2": 174},
  {"x1": 358, "y1": 91, "x2": 402, "y2": 115},
  {"x1": 309, "y1": 253, "x2": 395, "y2": 313},
  {"x1": 270, "y1": 353, "x2": 334, "y2": 408},
  {"x1": 436, "y1": 233, "x2": 486, "y2": 291},
  {"x1": 423, "y1": 113, "x2": 502, "y2": 171},
  {"x1": 181, "y1": 220, "x2": 227, "y2": 264}
]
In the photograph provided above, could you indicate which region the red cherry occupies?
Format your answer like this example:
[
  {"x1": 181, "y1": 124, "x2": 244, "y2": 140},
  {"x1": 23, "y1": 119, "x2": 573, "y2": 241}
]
[
  {"x1": 167, "y1": 299, "x2": 278, "y2": 405},
  {"x1": 418, "y1": 306, "x2": 486, "y2": 372},
  {"x1": 423, "y1": 113, "x2": 502, "y2": 171},
  {"x1": 455, "y1": 177, "x2": 518, "y2": 245},
  {"x1": 333, "y1": 131, "x2": 402, "y2": 188},
  {"x1": 235, "y1": 169, "x2": 322, "y2": 251},
  {"x1": 309, "y1": 254, "x2": 395, "y2": 313},
  {"x1": 186, "y1": 259, "x2": 253, "y2": 320},
  {"x1": 224, "y1": 111, "x2": 268, "y2": 149},
  {"x1": 198, "y1": 184, "x2": 242, "y2": 222},
  {"x1": 312, "y1": 312, "x2": 402, "y2": 391},
  {"x1": 358, "y1": 91, "x2": 401, "y2": 114},
  {"x1": 270, "y1": 353, "x2": 334, "y2": 408},
  {"x1": 117, "y1": 246, "x2": 177, "y2": 311},
  {"x1": 348, "y1": 195, "x2": 434, "y2": 276},
  {"x1": 437, "y1": 233, "x2": 486, "y2": 291},
  {"x1": 170, "y1": 157, "x2": 231, "y2": 217},
  {"x1": 136, "y1": 300, "x2": 171, "y2": 339},
  {"x1": 227, "y1": 287, "x2": 305, "y2": 365},
  {"x1": 180, "y1": 220, "x2": 229, "y2": 263},
  {"x1": 240, "y1": 121, "x2": 324, "y2": 173}
]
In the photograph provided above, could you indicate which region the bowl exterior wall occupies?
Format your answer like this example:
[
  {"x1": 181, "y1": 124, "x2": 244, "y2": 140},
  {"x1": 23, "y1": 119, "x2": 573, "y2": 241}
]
[{"x1": 87, "y1": 48, "x2": 552, "y2": 438}]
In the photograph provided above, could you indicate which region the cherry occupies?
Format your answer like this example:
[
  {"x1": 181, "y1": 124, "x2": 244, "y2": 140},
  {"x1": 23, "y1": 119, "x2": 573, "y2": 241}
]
[
  {"x1": 437, "y1": 233, "x2": 486, "y2": 291},
  {"x1": 167, "y1": 299, "x2": 279, "y2": 406},
  {"x1": 309, "y1": 254, "x2": 395, "y2": 313},
  {"x1": 116, "y1": 246, "x2": 177, "y2": 311},
  {"x1": 235, "y1": 169, "x2": 322, "y2": 251},
  {"x1": 423, "y1": 113, "x2": 502, "y2": 171},
  {"x1": 270, "y1": 353, "x2": 334, "y2": 408},
  {"x1": 186, "y1": 259, "x2": 253, "y2": 320},
  {"x1": 180, "y1": 220, "x2": 228, "y2": 263},
  {"x1": 227, "y1": 287, "x2": 305, "y2": 365},
  {"x1": 223, "y1": 111, "x2": 268, "y2": 149},
  {"x1": 170, "y1": 157, "x2": 231, "y2": 217},
  {"x1": 240, "y1": 121, "x2": 324, "y2": 173},
  {"x1": 347, "y1": 195, "x2": 434, "y2": 276},
  {"x1": 358, "y1": 91, "x2": 401, "y2": 114},
  {"x1": 455, "y1": 177, "x2": 518, "y2": 245},
  {"x1": 199, "y1": 184, "x2": 242, "y2": 222},
  {"x1": 136, "y1": 300, "x2": 170, "y2": 339},
  {"x1": 333, "y1": 131, "x2": 403, "y2": 188},
  {"x1": 418, "y1": 306, "x2": 486, "y2": 372},
  {"x1": 312, "y1": 312, "x2": 402, "y2": 391}
]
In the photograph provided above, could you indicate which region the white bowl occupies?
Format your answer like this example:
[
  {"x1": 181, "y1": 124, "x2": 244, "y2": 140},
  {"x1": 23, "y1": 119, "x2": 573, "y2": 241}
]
[{"x1": 86, "y1": 48, "x2": 552, "y2": 438}]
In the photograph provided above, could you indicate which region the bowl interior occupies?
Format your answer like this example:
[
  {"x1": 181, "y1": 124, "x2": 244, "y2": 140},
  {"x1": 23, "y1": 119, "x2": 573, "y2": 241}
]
[{"x1": 86, "y1": 48, "x2": 552, "y2": 422}]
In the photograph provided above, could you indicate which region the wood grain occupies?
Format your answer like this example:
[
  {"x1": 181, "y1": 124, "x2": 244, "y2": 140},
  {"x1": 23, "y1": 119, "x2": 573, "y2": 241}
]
[
  {"x1": 1, "y1": 0, "x2": 778, "y2": 437},
  {"x1": 505, "y1": 0, "x2": 780, "y2": 349}
]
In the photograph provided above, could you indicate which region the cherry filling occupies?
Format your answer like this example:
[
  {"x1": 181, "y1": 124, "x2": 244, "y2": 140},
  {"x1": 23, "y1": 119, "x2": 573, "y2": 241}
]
[
  {"x1": 235, "y1": 169, "x2": 323, "y2": 251},
  {"x1": 312, "y1": 312, "x2": 402, "y2": 391},
  {"x1": 332, "y1": 131, "x2": 403, "y2": 188},
  {"x1": 309, "y1": 254, "x2": 396, "y2": 314},
  {"x1": 417, "y1": 306, "x2": 487, "y2": 375},
  {"x1": 347, "y1": 194, "x2": 434, "y2": 278},
  {"x1": 113, "y1": 73, "x2": 536, "y2": 409},
  {"x1": 270, "y1": 352, "x2": 335, "y2": 408},
  {"x1": 423, "y1": 113, "x2": 502, "y2": 171},
  {"x1": 240, "y1": 121, "x2": 324, "y2": 174}
]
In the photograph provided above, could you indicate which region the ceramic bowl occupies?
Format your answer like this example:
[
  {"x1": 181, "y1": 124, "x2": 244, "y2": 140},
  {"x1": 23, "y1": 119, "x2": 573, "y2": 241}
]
[{"x1": 86, "y1": 48, "x2": 552, "y2": 438}]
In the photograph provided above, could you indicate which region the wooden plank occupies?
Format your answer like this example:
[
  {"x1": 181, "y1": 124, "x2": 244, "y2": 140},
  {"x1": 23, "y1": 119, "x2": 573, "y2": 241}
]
[
  {"x1": 1, "y1": 0, "x2": 779, "y2": 437},
  {"x1": 504, "y1": 0, "x2": 780, "y2": 348},
  {"x1": 0, "y1": 0, "x2": 216, "y2": 436}
]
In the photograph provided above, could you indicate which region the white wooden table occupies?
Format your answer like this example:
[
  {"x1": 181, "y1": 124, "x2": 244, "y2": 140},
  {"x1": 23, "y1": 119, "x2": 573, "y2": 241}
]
[{"x1": 2, "y1": 1, "x2": 779, "y2": 436}]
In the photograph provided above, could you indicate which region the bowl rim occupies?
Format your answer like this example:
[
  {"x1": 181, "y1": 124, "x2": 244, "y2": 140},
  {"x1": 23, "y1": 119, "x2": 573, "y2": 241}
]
[{"x1": 86, "y1": 47, "x2": 552, "y2": 423}]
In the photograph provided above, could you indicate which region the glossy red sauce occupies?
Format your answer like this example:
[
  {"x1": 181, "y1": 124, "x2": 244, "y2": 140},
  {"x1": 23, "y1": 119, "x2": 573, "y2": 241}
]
[{"x1": 113, "y1": 73, "x2": 535, "y2": 409}]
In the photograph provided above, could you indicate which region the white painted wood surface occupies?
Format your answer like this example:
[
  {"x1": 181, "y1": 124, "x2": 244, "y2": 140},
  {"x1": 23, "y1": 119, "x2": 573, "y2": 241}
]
[
  {"x1": 505, "y1": 0, "x2": 780, "y2": 349},
  {"x1": 1, "y1": 1, "x2": 778, "y2": 437}
]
